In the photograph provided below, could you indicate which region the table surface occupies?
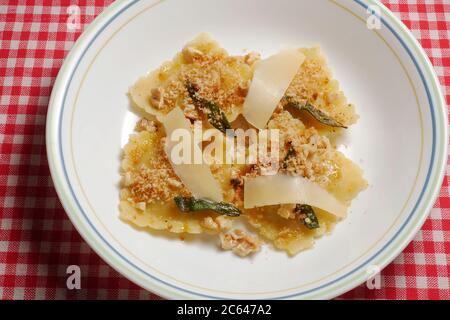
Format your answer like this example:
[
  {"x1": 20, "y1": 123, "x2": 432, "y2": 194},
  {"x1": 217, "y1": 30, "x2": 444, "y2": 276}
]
[{"x1": 0, "y1": 0, "x2": 449, "y2": 300}]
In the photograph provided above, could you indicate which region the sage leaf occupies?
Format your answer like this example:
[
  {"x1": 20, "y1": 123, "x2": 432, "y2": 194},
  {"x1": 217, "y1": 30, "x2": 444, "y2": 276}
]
[
  {"x1": 295, "y1": 204, "x2": 320, "y2": 229},
  {"x1": 174, "y1": 196, "x2": 241, "y2": 217},
  {"x1": 283, "y1": 96, "x2": 347, "y2": 129},
  {"x1": 186, "y1": 82, "x2": 233, "y2": 134}
]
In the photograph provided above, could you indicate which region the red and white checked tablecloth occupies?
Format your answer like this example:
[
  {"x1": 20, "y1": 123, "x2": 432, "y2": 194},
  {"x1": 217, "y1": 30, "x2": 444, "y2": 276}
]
[{"x1": 0, "y1": 0, "x2": 449, "y2": 300}]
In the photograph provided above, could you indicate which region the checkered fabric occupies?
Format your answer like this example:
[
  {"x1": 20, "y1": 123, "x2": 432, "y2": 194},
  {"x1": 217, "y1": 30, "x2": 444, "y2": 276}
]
[{"x1": 0, "y1": 0, "x2": 448, "y2": 300}]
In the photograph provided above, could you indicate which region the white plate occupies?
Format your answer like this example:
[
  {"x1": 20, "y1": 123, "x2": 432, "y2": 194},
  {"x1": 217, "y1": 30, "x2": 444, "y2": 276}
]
[{"x1": 46, "y1": 0, "x2": 447, "y2": 299}]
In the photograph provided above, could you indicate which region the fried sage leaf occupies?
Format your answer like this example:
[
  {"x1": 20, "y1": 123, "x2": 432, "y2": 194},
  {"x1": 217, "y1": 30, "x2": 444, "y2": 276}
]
[
  {"x1": 281, "y1": 145, "x2": 296, "y2": 169},
  {"x1": 285, "y1": 145, "x2": 296, "y2": 160},
  {"x1": 174, "y1": 196, "x2": 241, "y2": 217},
  {"x1": 283, "y1": 96, "x2": 347, "y2": 129},
  {"x1": 186, "y1": 82, "x2": 232, "y2": 134},
  {"x1": 295, "y1": 204, "x2": 320, "y2": 229}
]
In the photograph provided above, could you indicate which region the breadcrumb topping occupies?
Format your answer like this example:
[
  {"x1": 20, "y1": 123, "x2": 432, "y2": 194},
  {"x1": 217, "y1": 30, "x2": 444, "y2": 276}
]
[
  {"x1": 128, "y1": 167, "x2": 189, "y2": 204},
  {"x1": 121, "y1": 130, "x2": 190, "y2": 205},
  {"x1": 285, "y1": 48, "x2": 358, "y2": 127}
]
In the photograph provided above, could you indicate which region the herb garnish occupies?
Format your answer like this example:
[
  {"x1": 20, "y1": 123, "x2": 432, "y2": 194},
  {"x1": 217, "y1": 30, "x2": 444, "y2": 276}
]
[
  {"x1": 283, "y1": 96, "x2": 347, "y2": 129},
  {"x1": 174, "y1": 196, "x2": 241, "y2": 217},
  {"x1": 186, "y1": 82, "x2": 233, "y2": 134},
  {"x1": 282, "y1": 145, "x2": 296, "y2": 169},
  {"x1": 295, "y1": 204, "x2": 320, "y2": 229}
]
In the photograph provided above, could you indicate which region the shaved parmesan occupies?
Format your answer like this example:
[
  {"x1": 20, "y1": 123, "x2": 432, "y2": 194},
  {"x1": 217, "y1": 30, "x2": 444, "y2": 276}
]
[
  {"x1": 244, "y1": 174, "x2": 347, "y2": 218},
  {"x1": 162, "y1": 107, "x2": 223, "y2": 202},
  {"x1": 162, "y1": 105, "x2": 192, "y2": 135},
  {"x1": 243, "y1": 49, "x2": 305, "y2": 129}
]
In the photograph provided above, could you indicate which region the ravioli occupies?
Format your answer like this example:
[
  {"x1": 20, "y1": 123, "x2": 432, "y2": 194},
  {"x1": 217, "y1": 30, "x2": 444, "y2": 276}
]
[
  {"x1": 120, "y1": 34, "x2": 367, "y2": 257},
  {"x1": 129, "y1": 33, "x2": 257, "y2": 124}
]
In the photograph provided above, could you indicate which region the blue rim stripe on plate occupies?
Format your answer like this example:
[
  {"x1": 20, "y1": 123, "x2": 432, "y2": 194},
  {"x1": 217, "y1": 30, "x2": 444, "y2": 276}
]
[{"x1": 56, "y1": 0, "x2": 437, "y2": 299}]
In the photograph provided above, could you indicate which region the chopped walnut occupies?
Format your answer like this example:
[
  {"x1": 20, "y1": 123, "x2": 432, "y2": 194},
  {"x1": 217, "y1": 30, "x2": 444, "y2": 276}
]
[
  {"x1": 167, "y1": 177, "x2": 183, "y2": 189},
  {"x1": 136, "y1": 202, "x2": 146, "y2": 211},
  {"x1": 220, "y1": 229, "x2": 261, "y2": 257},
  {"x1": 201, "y1": 217, "x2": 219, "y2": 230},
  {"x1": 277, "y1": 204, "x2": 296, "y2": 219},
  {"x1": 135, "y1": 118, "x2": 157, "y2": 132},
  {"x1": 123, "y1": 171, "x2": 134, "y2": 187},
  {"x1": 183, "y1": 104, "x2": 199, "y2": 121},
  {"x1": 182, "y1": 46, "x2": 205, "y2": 63},
  {"x1": 150, "y1": 87, "x2": 164, "y2": 109},
  {"x1": 244, "y1": 51, "x2": 261, "y2": 65},
  {"x1": 326, "y1": 92, "x2": 339, "y2": 103},
  {"x1": 236, "y1": 83, "x2": 249, "y2": 97},
  {"x1": 201, "y1": 216, "x2": 233, "y2": 232},
  {"x1": 215, "y1": 216, "x2": 233, "y2": 231},
  {"x1": 119, "y1": 188, "x2": 130, "y2": 200}
]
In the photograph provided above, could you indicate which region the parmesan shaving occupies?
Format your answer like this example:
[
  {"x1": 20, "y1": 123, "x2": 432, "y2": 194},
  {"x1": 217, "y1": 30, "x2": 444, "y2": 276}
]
[
  {"x1": 243, "y1": 49, "x2": 305, "y2": 129},
  {"x1": 162, "y1": 107, "x2": 223, "y2": 202},
  {"x1": 244, "y1": 174, "x2": 347, "y2": 218}
]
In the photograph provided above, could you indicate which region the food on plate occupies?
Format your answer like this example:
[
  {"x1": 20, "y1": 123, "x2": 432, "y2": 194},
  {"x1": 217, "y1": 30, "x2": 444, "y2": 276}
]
[{"x1": 120, "y1": 33, "x2": 367, "y2": 257}]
